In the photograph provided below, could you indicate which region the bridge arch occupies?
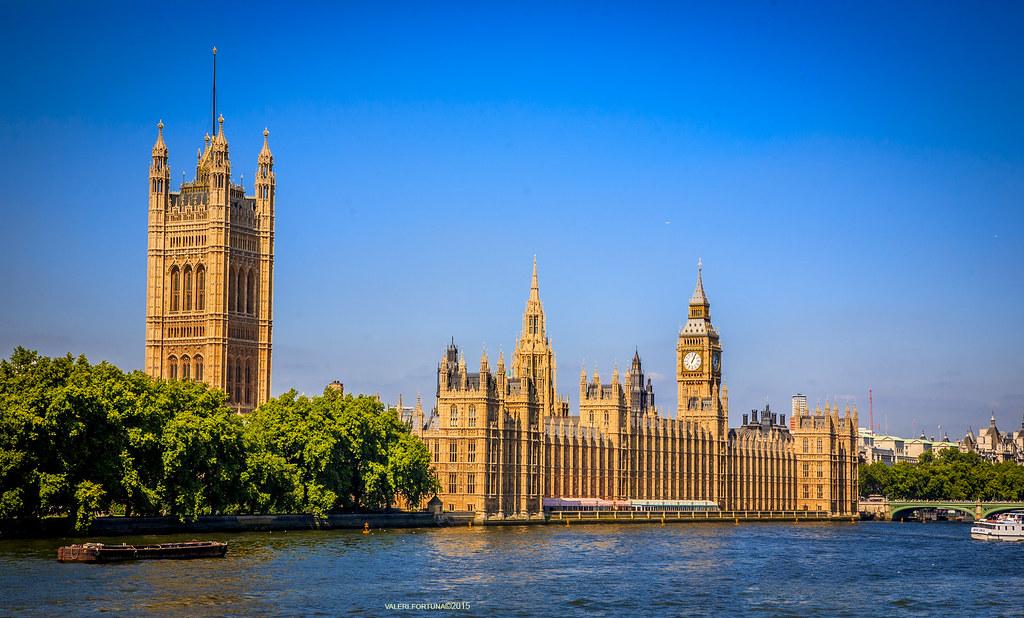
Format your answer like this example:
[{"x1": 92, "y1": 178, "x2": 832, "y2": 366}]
[
  {"x1": 980, "y1": 505, "x2": 1024, "y2": 518},
  {"x1": 889, "y1": 503, "x2": 976, "y2": 520}
]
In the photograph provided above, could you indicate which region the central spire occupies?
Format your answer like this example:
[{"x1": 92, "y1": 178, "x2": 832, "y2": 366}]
[
  {"x1": 530, "y1": 254, "x2": 539, "y2": 301},
  {"x1": 519, "y1": 256, "x2": 546, "y2": 342},
  {"x1": 690, "y1": 257, "x2": 708, "y2": 306}
]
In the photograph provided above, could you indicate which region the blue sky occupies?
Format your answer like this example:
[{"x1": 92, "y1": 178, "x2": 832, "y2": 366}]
[{"x1": 1, "y1": 1, "x2": 1021, "y2": 438}]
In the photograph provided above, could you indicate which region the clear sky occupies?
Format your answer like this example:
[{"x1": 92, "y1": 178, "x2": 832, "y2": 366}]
[{"x1": 1, "y1": 1, "x2": 1022, "y2": 438}]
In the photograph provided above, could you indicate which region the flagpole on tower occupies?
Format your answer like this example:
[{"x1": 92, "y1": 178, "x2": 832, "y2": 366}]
[{"x1": 211, "y1": 46, "x2": 217, "y2": 136}]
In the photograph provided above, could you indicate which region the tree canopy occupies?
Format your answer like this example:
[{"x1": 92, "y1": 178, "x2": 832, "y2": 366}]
[
  {"x1": 0, "y1": 348, "x2": 438, "y2": 531},
  {"x1": 860, "y1": 448, "x2": 1024, "y2": 501}
]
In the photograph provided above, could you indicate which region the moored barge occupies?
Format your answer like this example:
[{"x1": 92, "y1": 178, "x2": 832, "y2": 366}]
[{"x1": 57, "y1": 540, "x2": 228, "y2": 562}]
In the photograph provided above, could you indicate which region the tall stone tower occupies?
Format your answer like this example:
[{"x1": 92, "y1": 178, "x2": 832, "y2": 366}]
[
  {"x1": 676, "y1": 260, "x2": 726, "y2": 435},
  {"x1": 144, "y1": 110, "x2": 276, "y2": 413},
  {"x1": 512, "y1": 257, "x2": 568, "y2": 420}
]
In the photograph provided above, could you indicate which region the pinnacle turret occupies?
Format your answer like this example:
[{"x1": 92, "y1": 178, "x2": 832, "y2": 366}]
[
  {"x1": 214, "y1": 114, "x2": 226, "y2": 143},
  {"x1": 152, "y1": 120, "x2": 167, "y2": 156},
  {"x1": 259, "y1": 128, "x2": 273, "y2": 162}
]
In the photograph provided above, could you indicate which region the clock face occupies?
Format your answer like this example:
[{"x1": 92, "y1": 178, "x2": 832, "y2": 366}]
[
  {"x1": 712, "y1": 352, "x2": 720, "y2": 372},
  {"x1": 683, "y1": 351, "x2": 702, "y2": 371}
]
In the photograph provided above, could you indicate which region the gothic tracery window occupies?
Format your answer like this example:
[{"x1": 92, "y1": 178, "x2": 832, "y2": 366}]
[
  {"x1": 194, "y1": 355, "x2": 204, "y2": 382},
  {"x1": 170, "y1": 267, "x2": 180, "y2": 312},
  {"x1": 247, "y1": 270, "x2": 256, "y2": 315},
  {"x1": 450, "y1": 405, "x2": 459, "y2": 427},
  {"x1": 181, "y1": 355, "x2": 190, "y2": 381},
  {"x1": 235, "y1": 362, "x2": 242, "y2": 403},
  {"x1": 237, "y1": 268, "x2": 246, "y2": 314},
  {"x1": 245, "y1": 360, "x2": 252, "y2": 404},
  {"x1": 183, "y1": 266, "x2": 193, "y2": 311},
  {"x1": 196, "y1": 266, "x2": 206, "y2": 311},
  {"x1": 228, "y1": 267, "x2": 236, "y2": 313},
  {"x1": 168, "y1": 355, "x2": 178, "y2": 380}
]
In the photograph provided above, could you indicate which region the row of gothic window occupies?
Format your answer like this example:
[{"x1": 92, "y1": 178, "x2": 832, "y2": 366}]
[
  {"x1": 169, "y1": 265, "x2": 206, "y2": 312},
  {"x1": 227, "y1": 357, "x2": 256, "y2": 405},
  {"x1": 167, "y1": 354, "x2": 255, "y2": 405},
  {"x1": 449, "y1": 405, "x2": 477, "y2": 428},
  {"x1": 168, "y1": 354, "x2": 204, "y2": 382},
  {"x1": 801, "y1": 438, "x2": 824, "y2": 454},
  {"x1": 801, "y1": 463, "x2": 825, "y2": 478},
  {"x1": 167, "y1": 264, "x2": 259, "y2": 315},
  {"x1": 444, "y1": 440, "x2": 477, "y2": 463},
  {"x1": 802, "y1": 484, "x2": 825, "y2": 499},
  {"x1": 229, "y1": 267, "x2": 259, "y2": 316},
  {"x1": 447, "y1": 473, "x2": 476, "y2": 495}
]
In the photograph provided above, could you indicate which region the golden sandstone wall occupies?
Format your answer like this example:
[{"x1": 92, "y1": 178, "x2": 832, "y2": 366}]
[{"x1": 414, "y1": 261, "x2": 858, "y2": 518}]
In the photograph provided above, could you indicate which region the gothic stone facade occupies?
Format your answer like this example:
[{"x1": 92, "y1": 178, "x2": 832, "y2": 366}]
[
  {"x1": 144, "y1": 117, "x2": 275, "y2": 413},
  {"x1": 413, "y1": 261, "x2": 858, "y2": 518}
]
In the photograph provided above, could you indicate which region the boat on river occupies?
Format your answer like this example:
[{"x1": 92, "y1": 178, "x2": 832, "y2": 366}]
[
  {"x1": 57, "y1": 540, "x2": 228, "y2": 562},
  {"x1": 970, "y1": 512, "x2": 1024, "y2": 542}
]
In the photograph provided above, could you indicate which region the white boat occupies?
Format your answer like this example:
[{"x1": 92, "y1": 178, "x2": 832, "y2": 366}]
[{"x1": 971, "y1": 511, "x2": 1024, "y2": 541}]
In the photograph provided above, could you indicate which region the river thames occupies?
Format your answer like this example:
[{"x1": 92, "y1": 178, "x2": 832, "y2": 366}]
[{"x1": 1, "y1": 521, "x2": 1022, "y2": 616}]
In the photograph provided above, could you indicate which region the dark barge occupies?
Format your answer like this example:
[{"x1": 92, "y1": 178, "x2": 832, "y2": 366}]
[{"x1": 57, "y1": 541, "x2": 227, "y2": 563}]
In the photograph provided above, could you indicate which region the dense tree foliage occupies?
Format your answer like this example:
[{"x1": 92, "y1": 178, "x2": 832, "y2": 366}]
[
  {"x1": 860, "y1": 449, "x2": 1024, "y2": 500},
  {"x1": 243, "y1": 388, "x2": 437, "y2": 516},
  {"x1": 0, "y1": 348, "x2": 438, "y2": 531}
]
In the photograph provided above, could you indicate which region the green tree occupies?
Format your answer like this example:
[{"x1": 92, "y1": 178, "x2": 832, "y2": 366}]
[
  {"x1": 0, "y1": 348, "x2": 440, "y2": 528},
  {"x1": 159, "y1": 383, "x2": 247, "y2": 521},
  {"x1": 245, "y1": 388, "x2": 439, "y2": 514},
  {"x1": 859, "y1": 446, "x2": 1024, "y2": 501}
]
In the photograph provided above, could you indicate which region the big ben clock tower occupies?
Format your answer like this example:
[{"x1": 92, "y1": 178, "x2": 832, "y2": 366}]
[{"x1": 677, "y1": 259, "x2": 726, "y2": 438}]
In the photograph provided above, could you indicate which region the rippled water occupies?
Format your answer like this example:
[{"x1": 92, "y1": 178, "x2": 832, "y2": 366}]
[{"x1": 1, "y1": 521, "x2": 1022, "y2": 616}]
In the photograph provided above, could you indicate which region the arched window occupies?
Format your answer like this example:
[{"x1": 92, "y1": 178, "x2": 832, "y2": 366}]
[
  {"x1": 245, "y1": 360, "x2": 252, "y2": 404},
  {"x1": 235, "y1": 362, "x2": 242, "y2": 403},
  {"x1": 229, "y1": 267, "x2": 236, "y2": 313},
  {"x1": 183, "y1": 265, "x2": 193, "y2": 311},
  {"x1": 468, "y1": 405, "x2": 476, "y2": 428},
  {"x1": 226, "y1": 358, "x2": 234, "y2": 401},
  {"x1": 237, "y1": 268, "x2": 246, "y2": 314},
  {"x1": 181, "y1": 355, "x2": 190, "y2": 381},
  {"x1": 168, "y1": 355, "x2": 178, "y2": 380},
  {"x1": 170, "y1": 267, "x2": 180, "y2": 312},
  {"x1": 450, "y1": 405, "x2": 459, "y2": 427},
  {"x1": 195, "y1": 266, "x2": 206, "y2": 311},
  {"x1": 816, "y1": 438, "x2": 823, "y2": 454},
  {"x1": 246, "y1": 270, "x2": 256, "y2": 315},
  {"x1": 194, "y1": 355, "x2": 204, "y2": 382}
]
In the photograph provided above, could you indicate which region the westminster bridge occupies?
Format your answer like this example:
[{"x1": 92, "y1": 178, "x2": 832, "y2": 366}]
[{"x1": 859, "y1": 497, "x2": 1024, "y2": 520}]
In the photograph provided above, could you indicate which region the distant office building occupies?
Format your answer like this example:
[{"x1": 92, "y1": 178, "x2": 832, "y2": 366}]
[{"x1": 791, "y1": 394, "x2": 808, "y2": 430}]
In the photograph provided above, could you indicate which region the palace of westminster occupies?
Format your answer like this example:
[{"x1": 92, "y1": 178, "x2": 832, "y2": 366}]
[{"x1": 142, "y1": 95, "x2": 860, "y2": 519}]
